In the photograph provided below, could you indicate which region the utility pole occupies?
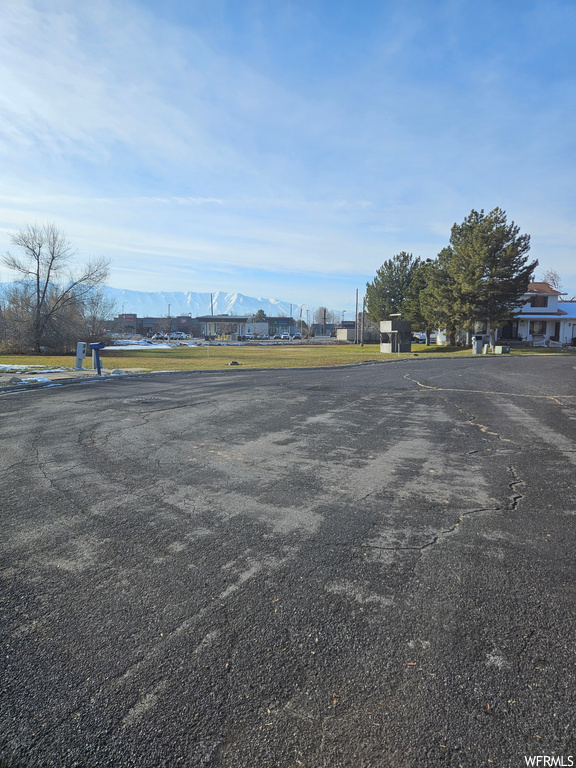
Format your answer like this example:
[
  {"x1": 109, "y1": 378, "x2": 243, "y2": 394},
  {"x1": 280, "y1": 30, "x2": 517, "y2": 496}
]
[
  {"x1": 355, "y1": 289, "x2": 359, "y2": 344},
  {"x1": 360, "y1": 295, "x2": 366, "y2": 347}
]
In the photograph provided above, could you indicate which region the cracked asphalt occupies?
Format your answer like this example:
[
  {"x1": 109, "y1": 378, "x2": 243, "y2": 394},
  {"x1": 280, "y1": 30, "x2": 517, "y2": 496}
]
[{"x1": 1, "y1": 355, "x2": 575, "y2": 767}]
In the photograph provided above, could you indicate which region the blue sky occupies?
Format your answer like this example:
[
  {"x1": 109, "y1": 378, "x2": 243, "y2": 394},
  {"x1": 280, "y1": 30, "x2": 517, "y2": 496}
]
[{"x1": 1, "y1": 0, "x2": 575, "y2": 313}]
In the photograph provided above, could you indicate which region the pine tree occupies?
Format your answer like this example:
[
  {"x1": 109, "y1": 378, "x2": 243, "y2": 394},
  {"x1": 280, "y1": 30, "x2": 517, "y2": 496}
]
[
  {"x1": 403, "y1": 259, "x2": 439, "y2": 344},
  {"x1": 365, "y1": 252, "x2": 421, "y2": 322},
  {"x1": 421, "y1": 208, "x2": 537, "y2": 347}
]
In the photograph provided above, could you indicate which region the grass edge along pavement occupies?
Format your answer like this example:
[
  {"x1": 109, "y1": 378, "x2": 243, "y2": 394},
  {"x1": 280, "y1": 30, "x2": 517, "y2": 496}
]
[{"x1": 0, "y1": 343, "x2": 574, "y2": 377}]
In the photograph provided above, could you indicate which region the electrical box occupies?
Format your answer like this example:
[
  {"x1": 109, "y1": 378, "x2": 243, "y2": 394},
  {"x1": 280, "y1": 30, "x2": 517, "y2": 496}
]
[{"x1": 74, "y1": 342, "x2": 87, "y2": 370}]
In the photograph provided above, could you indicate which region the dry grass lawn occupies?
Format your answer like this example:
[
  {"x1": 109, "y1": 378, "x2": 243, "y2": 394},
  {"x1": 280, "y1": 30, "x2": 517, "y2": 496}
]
[{"x1": 0, "y1": 342, "x2": 480, "y2": 373}]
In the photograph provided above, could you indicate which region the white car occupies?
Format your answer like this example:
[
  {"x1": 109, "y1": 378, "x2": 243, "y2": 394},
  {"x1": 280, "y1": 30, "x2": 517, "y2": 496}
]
[{"x1": 281, "y1": 333, "x2": 290, "y2": 340}]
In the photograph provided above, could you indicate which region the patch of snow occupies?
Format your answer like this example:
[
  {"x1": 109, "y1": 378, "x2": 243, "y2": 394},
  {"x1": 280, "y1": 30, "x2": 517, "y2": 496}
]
[
  {"x1": 0, "y1": 364, "x2": 71, "y2": 373},
  {"x1": 101, "y1": 345, "x2": 173, "y2": 351}
]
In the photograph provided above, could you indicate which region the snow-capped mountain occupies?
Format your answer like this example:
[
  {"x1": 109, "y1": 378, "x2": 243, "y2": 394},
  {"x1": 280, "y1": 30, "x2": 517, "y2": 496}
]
[
  {"x1": 0, "y1": 282, "x2": 323, "y2": 318},
  {"x1": 99, "y1": 287, "x2": 311, "y2": 318}
]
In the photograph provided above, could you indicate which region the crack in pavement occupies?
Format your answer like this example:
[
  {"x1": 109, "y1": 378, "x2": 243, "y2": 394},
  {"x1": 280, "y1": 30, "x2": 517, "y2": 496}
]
[
  {"x1": 361, "y1": 505, "x2": 503, "y2": 552},
  {"x1": 33, "y1": 444, "x2": 62, "y2": 494},
  {"x1": 466, "y1": 415, "x2": 512, "y2": 442},
  {"x1": 361, "y1": 464, "x2": 526, "y2": 554},
  {"x1": 508, "y1": 465, "x2": 525, "y2": 511},
  {"x1": 402, "y1": 373, "x2": 574, "y2": 404}
]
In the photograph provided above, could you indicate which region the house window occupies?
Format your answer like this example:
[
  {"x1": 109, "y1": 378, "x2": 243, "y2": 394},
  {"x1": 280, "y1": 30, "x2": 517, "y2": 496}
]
[
  {"x1": 529, "y1": 296, "x2": 548, "y2": 308},
  {"x1": 529, "y1": 321, "x2": 547, "y2": 335}
]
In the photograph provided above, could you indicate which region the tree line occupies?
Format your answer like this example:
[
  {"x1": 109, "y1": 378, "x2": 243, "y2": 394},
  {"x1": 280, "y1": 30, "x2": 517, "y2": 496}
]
[
  {"x1": 0, "y1": 209, "x2": 546, "y2": 354},
  {"x1": 365, "y1": 207, "x2": 539, "y2": 346},
  {"x1": 1, "y1": 223, "x2": 115, "y2": 354}
]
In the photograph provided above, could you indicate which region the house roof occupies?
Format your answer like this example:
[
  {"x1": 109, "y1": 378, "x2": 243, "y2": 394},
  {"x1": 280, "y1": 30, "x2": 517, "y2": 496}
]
[
  {"x1": 517, "y1": 302, "x2": 576, "y2": 320},
  {"x1": 526, "y1": 281, "x2": 563, "y2": 295},
  {"x1": 557, "y1": 301, "x2": 576, "y2": 317},
  {"x1": 517, "y1": 312, "x2": 567, "y2": 320}
]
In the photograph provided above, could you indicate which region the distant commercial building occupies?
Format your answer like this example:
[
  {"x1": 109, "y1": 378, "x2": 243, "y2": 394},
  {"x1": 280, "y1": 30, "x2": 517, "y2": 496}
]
[{"x1": 108, "y1": 313, "x2": 300, "y2": 339}]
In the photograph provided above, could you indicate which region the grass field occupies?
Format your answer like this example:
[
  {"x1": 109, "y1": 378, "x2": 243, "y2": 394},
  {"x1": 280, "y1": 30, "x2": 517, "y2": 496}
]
[{"x1": 1, "y1": 342, "x2": 573, "y2": 375}]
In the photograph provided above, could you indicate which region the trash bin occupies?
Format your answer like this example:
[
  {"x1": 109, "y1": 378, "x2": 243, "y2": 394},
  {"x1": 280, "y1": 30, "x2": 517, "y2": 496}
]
[{"x1": 472, "y1": 335, "x2": 483, "y2": 354}]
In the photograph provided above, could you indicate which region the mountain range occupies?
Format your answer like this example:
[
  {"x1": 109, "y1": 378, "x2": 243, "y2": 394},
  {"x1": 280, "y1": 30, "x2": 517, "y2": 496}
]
[
  {"x1": 0, "y1": 283, "x2": 320, "y2": 319},
  {"x1": 99, "y1": 286, "x2": 313, "y2": 318}
]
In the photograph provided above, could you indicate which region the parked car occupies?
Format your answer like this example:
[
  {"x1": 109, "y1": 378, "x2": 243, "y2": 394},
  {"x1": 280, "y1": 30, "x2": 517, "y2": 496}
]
[
  {"x1": 292, "y1": 332, "x2": 302, "y2": 340},
  {"x1": 273, "y1": 333, "x2": 282, "y2": 339},
  {"x1": 169, "y1": 332, "x2": 187, "y2": 340},
  {"x1": 281, "y1": 333, "x2": 290, "y2": 340}
]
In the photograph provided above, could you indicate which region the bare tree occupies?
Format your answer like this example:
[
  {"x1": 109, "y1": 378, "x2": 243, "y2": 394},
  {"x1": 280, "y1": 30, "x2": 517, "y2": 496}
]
[
  {"x1": 314, "y1": 306, "x2": 328, "y2": 324},
  {"x1": 80, "y1": 287, "x2": 117, "y2": 343},
  {"x1": 313, "y1": 306, "x2": 340, "y2": 324},
  {"x1": 2, "y1": 223, "x2": 110, "y2": 352},
  {"x1": 541, "y1": 268, "x2": 563, "y2": 291}
]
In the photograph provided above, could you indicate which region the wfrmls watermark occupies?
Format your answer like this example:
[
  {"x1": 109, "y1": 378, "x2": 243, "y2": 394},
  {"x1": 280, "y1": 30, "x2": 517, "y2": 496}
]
[{"x1": 524, "y1": 757, "x2": 574, "y2": 767}]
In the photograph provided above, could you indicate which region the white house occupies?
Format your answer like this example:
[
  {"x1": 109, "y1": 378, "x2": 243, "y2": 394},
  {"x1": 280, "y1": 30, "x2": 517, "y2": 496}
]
[
  {"x1": 434, "y1": 281, "x2": 576, "y2": 347},
  {"x1": 500, "y1": 282, "x2": 576, "y2": 346}
]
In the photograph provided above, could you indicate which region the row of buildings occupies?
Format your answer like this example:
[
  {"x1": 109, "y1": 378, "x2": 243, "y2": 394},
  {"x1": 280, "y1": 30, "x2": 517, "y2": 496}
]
[
  {"x1": 107, "y1": 283, "x2": 576, "y2": 346},
  {"x1": 107, "y1": 313, "x2": 325, "y2": 339}
]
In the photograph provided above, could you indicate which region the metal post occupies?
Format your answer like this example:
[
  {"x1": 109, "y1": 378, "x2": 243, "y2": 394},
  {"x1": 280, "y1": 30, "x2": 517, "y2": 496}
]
[{"x1": 89, "y1": 342, "x2": 106, "y2": 376}]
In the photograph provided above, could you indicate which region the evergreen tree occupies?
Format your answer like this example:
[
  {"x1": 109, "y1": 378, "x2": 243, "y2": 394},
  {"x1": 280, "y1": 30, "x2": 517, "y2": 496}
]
[
  {"x1": 403, "y1": 259, "x2": 438, "y2": 344},
  {"x1": 450, "y1": 208, "x2": 537, "y2": 345},
  {"x1": 365, "y1": 252, "x2": 421, "y2": 322},
  {"x1": 421, "y1": 208, "x2": 537, "y2": 347},
  {"x1": 418, "y1": 254, "x2": 460, "y2": 345}
]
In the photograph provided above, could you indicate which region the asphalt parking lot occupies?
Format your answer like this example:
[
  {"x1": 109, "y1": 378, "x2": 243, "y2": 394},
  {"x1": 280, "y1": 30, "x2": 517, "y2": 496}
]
[{"x1": 1, "y1": 356, "x2": 575, "y2": 767}]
